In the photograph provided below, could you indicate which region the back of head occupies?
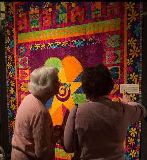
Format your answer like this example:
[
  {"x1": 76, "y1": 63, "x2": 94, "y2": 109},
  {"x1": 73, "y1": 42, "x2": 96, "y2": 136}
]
[
  {"x1": 28, "y1": 66, "x2": 59, "y2": 97},
  {"x1": 81, "y1": 63, "x2": 114, "y2": 99}
]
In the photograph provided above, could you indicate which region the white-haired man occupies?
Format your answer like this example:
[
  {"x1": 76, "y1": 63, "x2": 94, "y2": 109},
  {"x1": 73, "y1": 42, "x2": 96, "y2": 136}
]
[{"x1": 11, "y1": 66, "x2": 60, "y2": 160}]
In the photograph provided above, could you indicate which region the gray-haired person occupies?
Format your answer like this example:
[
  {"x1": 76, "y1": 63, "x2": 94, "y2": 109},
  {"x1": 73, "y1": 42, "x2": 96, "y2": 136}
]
[{"x1": 11, "y1": 66, "x2": 60, "y2": 160}]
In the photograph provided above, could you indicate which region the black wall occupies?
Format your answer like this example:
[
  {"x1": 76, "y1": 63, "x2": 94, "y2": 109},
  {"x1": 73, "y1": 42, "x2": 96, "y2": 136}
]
[
  {"x1": 140, "y1": 3, "x2": 147, "y2": 160},
  {"x1": 0, "y1": 30, "x2": 10, "y2": 158}
]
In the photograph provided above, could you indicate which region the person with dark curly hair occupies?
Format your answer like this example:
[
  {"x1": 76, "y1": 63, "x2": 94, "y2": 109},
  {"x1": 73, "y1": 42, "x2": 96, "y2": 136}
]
[{"x1": 64, "y1": 63, "x2": 146, "y2": 160}]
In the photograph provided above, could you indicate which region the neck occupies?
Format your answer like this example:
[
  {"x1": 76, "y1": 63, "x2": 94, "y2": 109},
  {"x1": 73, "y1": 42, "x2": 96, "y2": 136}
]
[
  {"x1": 34, "y1": 94, "x2": 52, "y2": 105},
  {"x1": 87, "y1": 95, "x2": 109, "y2": 102}
]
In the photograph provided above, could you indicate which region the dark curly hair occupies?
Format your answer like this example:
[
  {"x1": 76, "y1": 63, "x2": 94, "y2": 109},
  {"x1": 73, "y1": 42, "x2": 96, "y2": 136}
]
[{"x1": 81, "y1": 63, "x2": 114, "y2": 99}]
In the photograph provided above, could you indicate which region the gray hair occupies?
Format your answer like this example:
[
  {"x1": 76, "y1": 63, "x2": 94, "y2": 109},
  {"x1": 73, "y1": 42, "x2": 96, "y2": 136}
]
[{"x1": 28, "y1": 66, "x2": 59, "y2": 97}]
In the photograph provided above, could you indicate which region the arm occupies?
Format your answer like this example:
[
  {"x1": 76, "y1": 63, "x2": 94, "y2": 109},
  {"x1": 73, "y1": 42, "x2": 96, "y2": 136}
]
[
  {"x1": 120, "y1": 93, "x2": 147, "y2": 123},
  {"x1": 64, "y1": 106, "x2": 77, "y2": 153},
  {"x1": 127, "y1": 102, "x2": 147, "y2": 123},
  {"x1": 53, "y1": 109, "x2": 70, "y2": 146},
  {"x1": 32, "y1": 110, "x2": 55, "y2": 160},
  {"x1": 121, "y1": 101, "x2": 147, "y2": 123}
]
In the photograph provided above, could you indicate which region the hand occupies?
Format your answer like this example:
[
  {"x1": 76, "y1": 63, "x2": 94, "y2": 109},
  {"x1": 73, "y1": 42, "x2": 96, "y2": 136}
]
[
  {"x1": 53, "y1": 125, "x2": 64, "y2": 143},
  {"x1": 119, "y1": 91, "x2": 131, "y2": 103}
]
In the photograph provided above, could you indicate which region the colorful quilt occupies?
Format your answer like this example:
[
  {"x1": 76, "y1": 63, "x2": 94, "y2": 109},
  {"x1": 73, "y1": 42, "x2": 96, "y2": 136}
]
[{"x1": 5, "y1": 2, "x2": 142, "y2": 159}]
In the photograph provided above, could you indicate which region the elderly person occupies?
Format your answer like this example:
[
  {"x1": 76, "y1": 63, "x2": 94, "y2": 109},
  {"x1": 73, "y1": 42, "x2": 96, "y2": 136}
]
[
  {"x1": 11, "y1": 66, "x2": 60, "y2": 160},
  {"x1": 64, "y1": 63, "x2": 147, "y2": 160}
]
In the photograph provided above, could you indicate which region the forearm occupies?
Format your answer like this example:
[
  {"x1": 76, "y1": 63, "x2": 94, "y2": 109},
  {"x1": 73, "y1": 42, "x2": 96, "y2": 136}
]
[
  {"x1": 33, "y1": 111, "x2": 55, "y2": 159},
  {"x1": 128, "y1": 102, "x2": 147, "y2": 118},
  {"x1": 64, "y1": 107, "x2": 77, "y2": 152},
  {"x1": 120, "y1": 93, "x2": 147, "y2": 119}
]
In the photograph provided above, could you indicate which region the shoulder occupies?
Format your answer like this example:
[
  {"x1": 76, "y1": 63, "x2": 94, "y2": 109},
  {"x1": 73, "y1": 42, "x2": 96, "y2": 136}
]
[
  {"x1": 20, "y1": 94, "x2": 37, "y2": 107},
  {"x1": 19, "y1": 94, "x2": 47, "y2": 114},
  {"x1": 77, "y1": 100, "x2": 124, "y2": 114},
  {"x1": 76, "y1": 102, "x2": 94, "y2": 115},
  {"x1": 23, "y1": 94, "x2": 33, "y2": 100}
]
